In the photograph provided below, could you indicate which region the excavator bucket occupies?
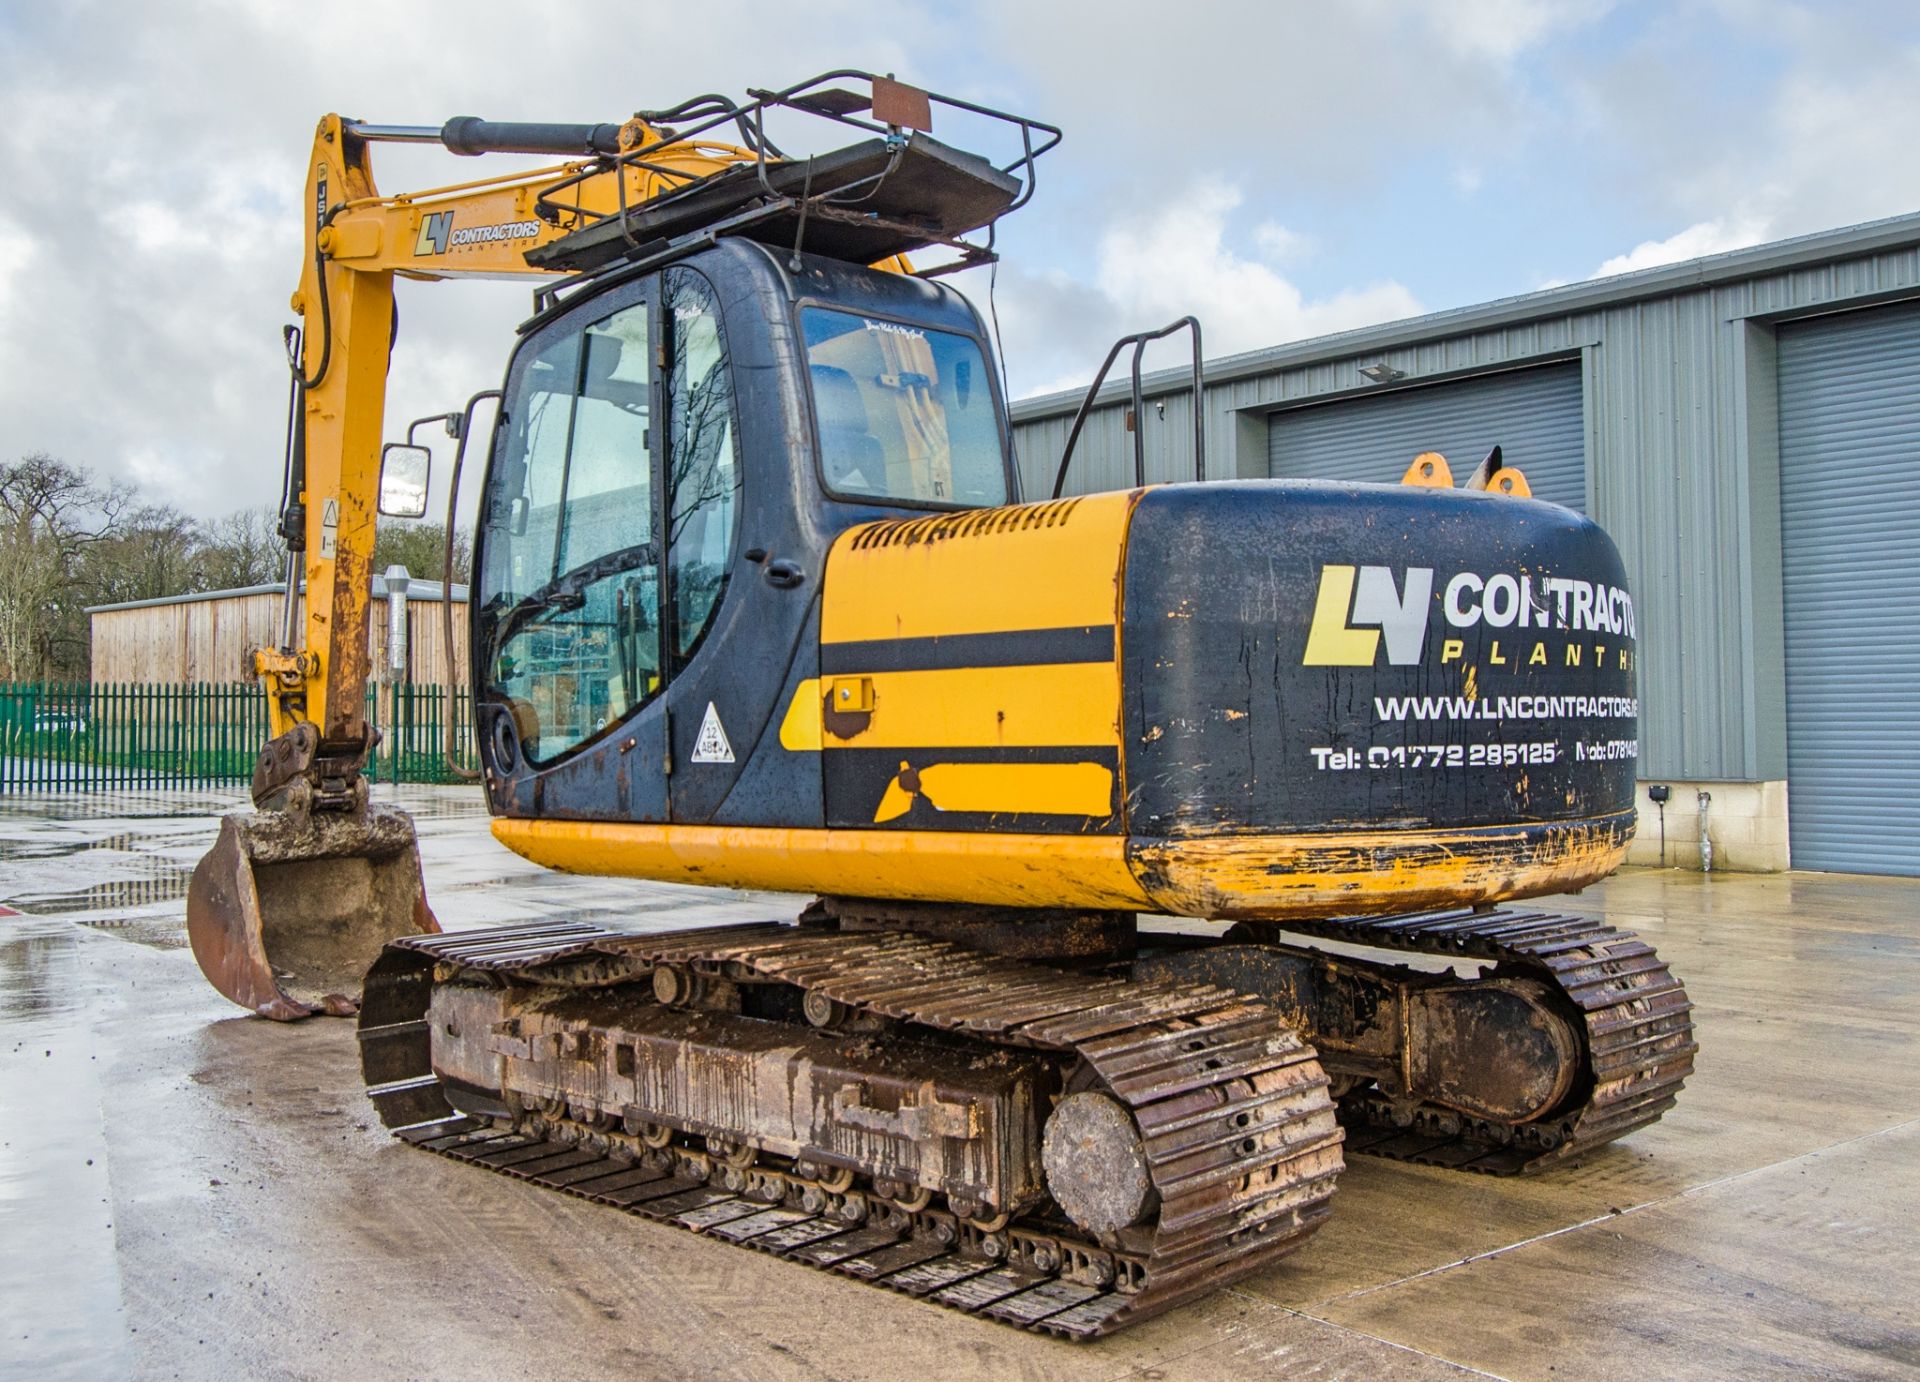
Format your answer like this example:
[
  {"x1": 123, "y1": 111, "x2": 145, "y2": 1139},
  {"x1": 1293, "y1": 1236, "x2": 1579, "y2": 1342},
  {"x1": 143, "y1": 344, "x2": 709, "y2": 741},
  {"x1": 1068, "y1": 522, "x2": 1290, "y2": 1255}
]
[{"x1": 187, "y1": 802, "x2": 439, "y2": 1021}]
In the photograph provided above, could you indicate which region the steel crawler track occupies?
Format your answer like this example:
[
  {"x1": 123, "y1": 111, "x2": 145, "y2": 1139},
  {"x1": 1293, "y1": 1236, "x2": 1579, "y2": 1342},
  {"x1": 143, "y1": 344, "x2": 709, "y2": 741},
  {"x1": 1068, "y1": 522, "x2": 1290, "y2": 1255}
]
[
  {"x1": 1279, "y1": 908, "x2": 1698, "y2": 1173},
  {"x1": 356, "y1": 907, "x2": 1692, "y2": 1334},
  {"x1": 358, "y1": 921, "x2": 1345, "y2": 1339}
]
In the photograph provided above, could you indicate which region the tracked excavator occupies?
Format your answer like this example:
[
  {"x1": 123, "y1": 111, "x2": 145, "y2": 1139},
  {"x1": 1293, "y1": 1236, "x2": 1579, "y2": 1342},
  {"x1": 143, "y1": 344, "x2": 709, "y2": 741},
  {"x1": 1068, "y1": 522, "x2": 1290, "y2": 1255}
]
[{"x1": 186, "y1": 73, "x2": 1696, "y2": 1337}]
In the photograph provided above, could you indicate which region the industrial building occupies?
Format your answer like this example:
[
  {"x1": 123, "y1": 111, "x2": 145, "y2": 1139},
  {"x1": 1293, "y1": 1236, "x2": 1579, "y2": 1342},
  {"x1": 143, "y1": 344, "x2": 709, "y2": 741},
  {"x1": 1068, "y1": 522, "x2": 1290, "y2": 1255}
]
[
  {"x1": 87, "y1": 573, "x2": 469, "y2": 687},
  {"x1": 1011, "y1": 211, "x2": 1920, "y2": 876}
]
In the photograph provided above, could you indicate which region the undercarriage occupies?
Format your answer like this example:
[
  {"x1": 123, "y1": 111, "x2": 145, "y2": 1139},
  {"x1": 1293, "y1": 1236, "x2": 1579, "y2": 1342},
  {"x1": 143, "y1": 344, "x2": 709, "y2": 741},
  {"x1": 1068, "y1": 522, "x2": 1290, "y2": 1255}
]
[{"x1": 358, "y1": 902, "x2": 1693, "y2": 1338}]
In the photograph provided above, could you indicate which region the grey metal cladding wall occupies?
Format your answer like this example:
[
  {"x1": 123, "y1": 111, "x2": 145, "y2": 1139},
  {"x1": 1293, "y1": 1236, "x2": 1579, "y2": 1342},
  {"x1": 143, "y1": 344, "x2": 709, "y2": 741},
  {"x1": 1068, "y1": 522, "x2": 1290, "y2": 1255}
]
[
  {"x1": 1011, "y1": 394, "x2": 1195, "y2": 501},
  {"x1": 1584, "y1": 290, "x2": 1749, "y2": 784},
  {"x1": 1777, "y1": 299, "x2": 1920, "y2": 875},
  {"x1": 1009, "y1": 231, "x2": 1920, "y2": 783},
  {"x1": 1265, "y1": 363, "x2": 1586, "y2": 511}
]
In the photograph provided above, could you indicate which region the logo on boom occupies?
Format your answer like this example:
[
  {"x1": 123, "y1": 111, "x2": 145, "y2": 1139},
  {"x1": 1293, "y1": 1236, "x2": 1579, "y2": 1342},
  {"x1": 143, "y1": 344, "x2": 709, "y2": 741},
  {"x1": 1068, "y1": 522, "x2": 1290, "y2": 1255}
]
[
  {"x1": 414, "y1": 210, "x2": 453, "y2": 256},
  {"x1": 412, "y1": 212, "x2": 544, "y2": 256}
]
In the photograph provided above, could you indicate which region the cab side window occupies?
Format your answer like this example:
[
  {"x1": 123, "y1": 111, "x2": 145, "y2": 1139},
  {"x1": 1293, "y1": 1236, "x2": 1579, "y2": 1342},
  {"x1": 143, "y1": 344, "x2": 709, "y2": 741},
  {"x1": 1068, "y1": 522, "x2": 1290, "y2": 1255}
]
[{"x1": 665, "y1": 269, "x2": 741, "y2": 670}]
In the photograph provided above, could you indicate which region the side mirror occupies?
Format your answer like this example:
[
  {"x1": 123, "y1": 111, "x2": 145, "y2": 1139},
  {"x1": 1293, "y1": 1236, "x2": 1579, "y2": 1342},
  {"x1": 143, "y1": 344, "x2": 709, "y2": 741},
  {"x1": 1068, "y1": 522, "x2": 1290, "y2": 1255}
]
[{"x1": 378, "y1": 443, "x2": 432, "y2": 518}]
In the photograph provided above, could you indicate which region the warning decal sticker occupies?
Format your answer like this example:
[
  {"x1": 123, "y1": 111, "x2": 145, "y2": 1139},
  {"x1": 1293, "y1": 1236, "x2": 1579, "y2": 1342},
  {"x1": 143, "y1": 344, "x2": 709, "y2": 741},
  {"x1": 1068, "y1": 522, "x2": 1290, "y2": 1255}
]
[{"x1": 691, "y1": 702, "x2": 734, "y2": 764}]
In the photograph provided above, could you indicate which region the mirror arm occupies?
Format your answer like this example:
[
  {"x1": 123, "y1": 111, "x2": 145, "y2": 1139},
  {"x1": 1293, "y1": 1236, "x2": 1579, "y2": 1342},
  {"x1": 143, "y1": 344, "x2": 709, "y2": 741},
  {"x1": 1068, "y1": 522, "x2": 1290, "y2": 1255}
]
[{"x1": 403, "y1": 410, "x2": 466, "y2": 446}]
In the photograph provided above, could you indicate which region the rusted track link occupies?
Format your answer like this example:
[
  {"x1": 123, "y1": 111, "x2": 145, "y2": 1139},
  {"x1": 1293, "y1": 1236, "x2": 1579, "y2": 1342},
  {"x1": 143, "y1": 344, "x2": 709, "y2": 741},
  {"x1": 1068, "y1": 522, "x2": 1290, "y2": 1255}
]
[
  {"x1": 358, "y1": 920, "x2": 1343, "y2": 1338},
  {"x1": 1277, "y1": 908, "x2": 1696, "y2": 1174}
]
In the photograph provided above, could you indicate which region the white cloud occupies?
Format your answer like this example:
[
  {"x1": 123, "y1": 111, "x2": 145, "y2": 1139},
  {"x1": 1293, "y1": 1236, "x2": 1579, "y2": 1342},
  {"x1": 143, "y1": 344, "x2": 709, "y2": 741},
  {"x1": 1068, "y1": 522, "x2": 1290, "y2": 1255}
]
[
  {"x1": 11, "y1": 0, "x2": 1920, "y2": 527},
  {"x1": 1428, "y1": 0, "x2": 1615, "y2": 62},
  {"x1": 0, "y1": 1, "x2": 927, "y2": 521},
  {"x1": 1558, "y1": 34, "x2": 1920, "y2": 289},
  {"x1": 1253, "y1": 223, "x2": 1313, "y2": 264},
  {"x1": 1589, "y1": 216, "x2": 1772, "y2": 279},
  {"x1": 1756, "y1": 51, "x2": 1920, "y2": 232},
  {"x1": 1094, "y1": 183, "x2": 1421, "y2": 360},
  {"x1": 0, "y1": 217, "x2": 30, "y2": 325},
  {"x1": 976, "y1": 182, "x2": 1422, "y2": 399},
  {"x1": 105, "y1": 200, "x2": 221, "y2": 256},
  {"x1": 1558, "y1": 14, "x2": 1920, "y2": 251},
  {"x1": 978, "y1": 0, "x2": 1578, "y2": 189}
]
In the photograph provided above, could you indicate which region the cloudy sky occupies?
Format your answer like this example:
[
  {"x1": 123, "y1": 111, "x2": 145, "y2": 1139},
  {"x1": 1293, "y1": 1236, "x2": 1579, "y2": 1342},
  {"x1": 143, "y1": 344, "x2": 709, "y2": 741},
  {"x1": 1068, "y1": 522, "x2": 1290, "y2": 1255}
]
[{"x1": 4, "y1": 0, "x2": 1920, "y2": 522}]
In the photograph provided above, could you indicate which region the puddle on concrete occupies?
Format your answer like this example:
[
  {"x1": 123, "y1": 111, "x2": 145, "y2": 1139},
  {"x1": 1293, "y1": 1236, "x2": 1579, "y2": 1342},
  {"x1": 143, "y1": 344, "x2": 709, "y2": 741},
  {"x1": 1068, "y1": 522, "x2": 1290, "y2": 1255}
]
[
  {"x1": 11, "y1": 870, "x2": 193, "y2": 915},
  {"x1": 76, "y1": 917, "x2": 188, "y2": 950},
  {"x1": 385, "y1": 792, "x2": 490, "y2": 820},
  {"x1": 0, "y1": 795, "x2": 241, "y2": 823},
  {"x1": 0, "y1": 823, "x2": 198, "y2": 938},
  {"x1": 0, "y1": 928, "x2": 132, "y2": 1375},
  {"x1": 0, "y1": 830, "x2": 174, "y2": 862}
]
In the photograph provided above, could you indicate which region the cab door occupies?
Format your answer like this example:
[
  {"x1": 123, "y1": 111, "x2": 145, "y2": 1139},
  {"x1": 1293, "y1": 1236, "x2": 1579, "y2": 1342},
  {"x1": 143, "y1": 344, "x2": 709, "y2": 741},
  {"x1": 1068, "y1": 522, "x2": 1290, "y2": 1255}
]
[
  {"x1": 472, "y1": 277, "x2": 670, "y2": 822},
  {"x1": 655, "y1": 267, "x2": 761, "y2": 823}
]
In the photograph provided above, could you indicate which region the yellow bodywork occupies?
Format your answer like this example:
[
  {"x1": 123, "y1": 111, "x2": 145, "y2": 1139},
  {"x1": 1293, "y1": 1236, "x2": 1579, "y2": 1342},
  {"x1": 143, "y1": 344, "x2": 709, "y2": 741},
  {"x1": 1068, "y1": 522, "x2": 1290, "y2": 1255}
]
[
  {"x1": 493, "y1": 816, "x2": 1629, "y2": 920},
  {"x1": 814, "y1": 493, "x2": 1130, "y2": 825},
  {"x1": 493, "y1": 487, "x2": 1631, "y2": 920},
  {"x1": 495, "y1": 819, "x2": 1153, "y2": 911},
  {"x1": 784, "y1": 663, "x2": 1118, "y2": 751},
  {"x1": 818, "y1": 494, "x2": 1134, "y2": 642},
  {"x1": 871, "y1": 761, "x2": 1116, "y2": 822}
]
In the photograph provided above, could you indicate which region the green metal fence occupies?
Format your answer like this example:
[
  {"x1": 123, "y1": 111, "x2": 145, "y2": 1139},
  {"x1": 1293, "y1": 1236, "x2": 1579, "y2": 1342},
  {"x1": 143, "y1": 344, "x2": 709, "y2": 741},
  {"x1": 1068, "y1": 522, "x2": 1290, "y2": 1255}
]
[
  {"x1": 0, "y1": 681, "x2": 477, "y2": 793},
  {"x1": 364, "y1": 682, "x2": 479, "y2": 786}
]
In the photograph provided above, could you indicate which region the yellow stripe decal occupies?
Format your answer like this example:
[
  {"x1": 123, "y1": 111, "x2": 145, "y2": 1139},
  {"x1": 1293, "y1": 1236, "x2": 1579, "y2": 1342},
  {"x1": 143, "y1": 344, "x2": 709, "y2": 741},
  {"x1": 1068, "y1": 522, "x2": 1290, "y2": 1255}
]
[
  {"x1": 846, "y1": 663, "x2": 1115, "y2": 749},
  {"x1": 781, "y1": 664, "x2": 1120, "y2": 752}
]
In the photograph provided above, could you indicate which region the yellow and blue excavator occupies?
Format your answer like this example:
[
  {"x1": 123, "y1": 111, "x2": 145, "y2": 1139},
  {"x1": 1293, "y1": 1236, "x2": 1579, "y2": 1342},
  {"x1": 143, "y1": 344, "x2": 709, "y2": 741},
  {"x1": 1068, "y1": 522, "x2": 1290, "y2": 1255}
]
[{"x1": 186, "y1": 73, "x2": 1695, "y2": 1337}]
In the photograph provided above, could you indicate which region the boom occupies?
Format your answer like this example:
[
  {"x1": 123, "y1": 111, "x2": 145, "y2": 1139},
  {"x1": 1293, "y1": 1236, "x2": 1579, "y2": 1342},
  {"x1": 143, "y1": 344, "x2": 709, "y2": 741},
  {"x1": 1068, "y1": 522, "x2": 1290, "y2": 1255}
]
[{"x1": 262, "y1": 113, "x2": 757, "y2": 761}]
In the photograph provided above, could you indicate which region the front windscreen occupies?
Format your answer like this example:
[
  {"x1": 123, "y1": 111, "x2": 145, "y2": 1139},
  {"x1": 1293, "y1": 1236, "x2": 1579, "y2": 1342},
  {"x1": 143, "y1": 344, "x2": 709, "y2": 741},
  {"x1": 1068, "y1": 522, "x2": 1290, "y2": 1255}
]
[{"x1": 800, "y1": 307, "x2": 1008, "y2": 508}]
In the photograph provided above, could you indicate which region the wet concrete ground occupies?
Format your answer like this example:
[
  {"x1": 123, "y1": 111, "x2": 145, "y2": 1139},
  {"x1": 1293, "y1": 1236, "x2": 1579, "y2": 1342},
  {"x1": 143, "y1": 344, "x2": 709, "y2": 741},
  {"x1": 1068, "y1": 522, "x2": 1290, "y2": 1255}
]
[{"x1": 2, "y1": 784, "x2": 1916, "y2": 1381}]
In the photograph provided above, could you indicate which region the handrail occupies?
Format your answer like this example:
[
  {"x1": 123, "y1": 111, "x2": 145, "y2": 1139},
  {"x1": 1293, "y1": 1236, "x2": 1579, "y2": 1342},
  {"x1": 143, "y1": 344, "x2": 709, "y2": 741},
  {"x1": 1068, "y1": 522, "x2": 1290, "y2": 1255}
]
[
  {"x1": 530, "y1": 70, "x2": 1062, "y2": 274},
  {"x1": 1050, "y1": 317, "x2": 1205, "y2": 499},
  {"x1": 440, "y1": 388, "x2": 501, "y2": 781}
]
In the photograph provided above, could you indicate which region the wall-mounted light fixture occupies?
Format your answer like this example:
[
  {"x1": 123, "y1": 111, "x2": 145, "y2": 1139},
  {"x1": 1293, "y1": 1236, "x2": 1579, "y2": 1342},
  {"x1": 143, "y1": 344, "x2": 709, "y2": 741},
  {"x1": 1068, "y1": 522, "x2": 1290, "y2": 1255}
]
[{"x1": 1358, "y1": 363, "x2": 1406, "y2": 384}]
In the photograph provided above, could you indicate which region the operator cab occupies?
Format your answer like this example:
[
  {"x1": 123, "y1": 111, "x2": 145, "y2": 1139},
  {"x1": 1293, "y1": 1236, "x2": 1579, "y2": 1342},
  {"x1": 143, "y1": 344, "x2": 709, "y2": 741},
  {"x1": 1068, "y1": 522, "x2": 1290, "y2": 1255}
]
[{"x1": 471, "y1": 240, "x2": 1015, "y2": 825}]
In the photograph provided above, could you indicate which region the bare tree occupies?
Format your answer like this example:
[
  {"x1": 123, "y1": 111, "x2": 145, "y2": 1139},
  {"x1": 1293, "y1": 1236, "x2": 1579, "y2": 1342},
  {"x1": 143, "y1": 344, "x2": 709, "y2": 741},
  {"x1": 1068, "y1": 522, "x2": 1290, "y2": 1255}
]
[
  {"x1": 0, "y1": 456, "x2": 472, "y2": 683},
  {"x1": 83, "y1": 504, "x2": 203, "y2": 608},
  {"x1": 0, "y1": 455, "x2": 127, "y2": 680},
  {"x1": 197, "y1": 506, "x2": 284, "y2": 590}
]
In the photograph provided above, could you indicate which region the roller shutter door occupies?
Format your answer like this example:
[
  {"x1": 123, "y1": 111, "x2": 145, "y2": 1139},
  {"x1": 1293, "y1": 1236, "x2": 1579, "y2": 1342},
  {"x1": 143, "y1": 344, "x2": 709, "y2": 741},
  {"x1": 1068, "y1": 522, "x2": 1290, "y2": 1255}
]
[
  {"x1": 1268, "y1": 363, "x2": 1586, "y2": 512},
  {"x1": 1778, "y1": 300, "x2": 1920, "y2": 876}
]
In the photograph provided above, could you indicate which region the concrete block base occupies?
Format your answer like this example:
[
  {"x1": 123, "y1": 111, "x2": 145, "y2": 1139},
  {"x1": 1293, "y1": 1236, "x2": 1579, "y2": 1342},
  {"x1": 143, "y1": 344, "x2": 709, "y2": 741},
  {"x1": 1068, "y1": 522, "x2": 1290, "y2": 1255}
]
[{"x1": 1626, "y1": 778, "x2": 1788, "y2": 872}]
